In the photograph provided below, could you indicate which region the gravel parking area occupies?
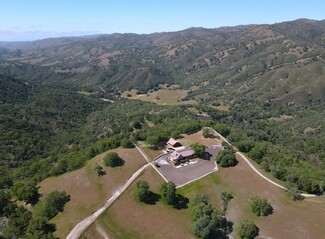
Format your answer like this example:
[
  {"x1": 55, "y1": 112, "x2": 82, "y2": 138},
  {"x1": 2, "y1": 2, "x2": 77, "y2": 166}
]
[{"x1": 155, "y1": 145, "x2": 223, "y2": 187}]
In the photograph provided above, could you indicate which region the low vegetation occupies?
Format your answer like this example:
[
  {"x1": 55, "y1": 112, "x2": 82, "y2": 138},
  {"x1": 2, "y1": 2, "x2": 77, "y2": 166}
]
[
  {"x1": 103, "y1": 152, "x2": 124, "y2": 167},
  {"x1": 160, "y1": 181, "x2": 177, "y2": 206},
  {"x1": 190, "y1": 194, "x2": 232, "y2": 239},
  {"x1": 190, "y1": 143, "x2": 206, "y2": 158},
  {"x1": 216, "y1": 150, "x2": 238, "y2": 167},
  {"x1": 248, "y1": 196, "x2": 273, "y2": 216},
  {"x1": 235, "y1": 220, "x2": 259, "y2": 239},
  {"x1": 220, "y1": 191, "x2": 234, "y2": 213},
  {"x1": 0, "y1": 188, "x2": 69, "y2": 239},
  {"x1": 135, "y1": 180, "x2": 151, "y2": 203}
]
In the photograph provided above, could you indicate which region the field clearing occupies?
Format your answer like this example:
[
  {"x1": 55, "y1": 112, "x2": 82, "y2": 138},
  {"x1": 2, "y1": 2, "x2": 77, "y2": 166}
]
[
  {"x1": 209, "y1": 104, "x2": 230, "y2": 111},
  {"x1": 180, "y1": 154, "x2": 325, "y2": 239},
  {"x1": 179, "y1": 130, "x2": 221, "y2": 146},
  {"x1": 82, "y1": 167, "x2": 194, "y2": 239},
  {"x1": 38, "y1": 147, "x2": 146, "y2": 239},
  {"x1": 138, "y1": 142, "x2": 163, "y2": 160},
  {"x1": 122, "y1": 89, "x2": 195, "y2": 105},
  {"x1": 81, "y1": 131, "x2": 324, "y2": 239}
]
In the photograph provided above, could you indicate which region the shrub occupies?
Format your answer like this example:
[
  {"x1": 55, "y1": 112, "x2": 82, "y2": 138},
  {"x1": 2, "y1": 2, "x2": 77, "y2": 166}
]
[
  {"x1": 235, "y1": 220, "x2": 259, "y2": 239},
  {"x1": 121, "y1": 137, "x2": 134, "y2": 148},
  {"x1": 103, "y1": 152, "x2": 124, "y2": 167},
  {"x1": 135, "y1": 180, "x2": 150, "y2": 203},
  {"x1": 202, "y1": 128, "x2": 213, "y2": 138},
  {"x1": 216, "y1": 150, "x2": 238, "y2": 167},
  {"x1": 190, "y1": 143, "x2": 206, "y2": 158},
  {"x1": 190, "y1": 194, "x2": 232, "y2": 239},
  {"x1": 248, "y1": 196, "x2": 273, "y2": 216},
  {"x1": 160, "y1": 181, "x2": 176, "y2": 205},
  {"x1": 34, "y1": 191, "x2": 70, "y2": 220}
]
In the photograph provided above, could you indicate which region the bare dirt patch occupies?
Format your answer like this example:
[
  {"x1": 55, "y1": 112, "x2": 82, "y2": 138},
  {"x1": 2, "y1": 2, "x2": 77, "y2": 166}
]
[
  {"x1": 38, "y1": 147, "x2": 146, "y2": 239},
  {"x1": 82, "y1": 167, "x2": 194, "y2": 239}
]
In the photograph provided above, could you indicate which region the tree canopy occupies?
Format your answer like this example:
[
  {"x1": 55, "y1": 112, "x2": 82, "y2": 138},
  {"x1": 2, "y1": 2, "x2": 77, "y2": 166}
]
[
  {"x1": 135, "y1": 180, "x2": 151, "y2": 203},
  {"x1": 235, "y1": 220, "x2": 259, "y2": 239},
  {"x1": 190, "y1": 143, "x2": 206, "y2": 158},
  {"x1": 103, "y1": 152, "x2": 124, "y2": 167},
  {"x1": 216, "y1": 150, "x2": 238, "y2": 167},
  {"x1": 160, "y1": 181, "x2": 177, "y2": 206},
  {"x1": 248, "y1": 196, "x2": 273, "y2": 216}
]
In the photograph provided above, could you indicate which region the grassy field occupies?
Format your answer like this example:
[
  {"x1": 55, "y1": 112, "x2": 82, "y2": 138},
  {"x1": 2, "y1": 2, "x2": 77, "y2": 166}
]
[
  {"x1": 122, "y1": 89, "x2": 195, "y2": 105},
  {"x1": 81, "y1": 167, "x2": 194, "y2": 239},
  {"x1": 42, "y1": 131, "x2": 325, "y2": 239},
  {"x1": 38, "y1": 147, "x2": 147, "y2": 239},
  {"x1": 179, "y1": 154, "x2": 325, "y2": 239},
  {"x1": 138, "y1": 142, "x2": 163, "y2": 160},
  {"x1": 82, "y1": 139, "x2": 325, "y2": 239},
  {"x1": 179, "y1": 130, "x2": 221, "y2": 146}
]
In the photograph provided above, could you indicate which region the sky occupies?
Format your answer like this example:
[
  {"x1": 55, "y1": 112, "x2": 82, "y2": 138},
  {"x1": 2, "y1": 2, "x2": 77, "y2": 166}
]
[{"x1": 0, "y1": 0, "x2": 324, "y2": 41}]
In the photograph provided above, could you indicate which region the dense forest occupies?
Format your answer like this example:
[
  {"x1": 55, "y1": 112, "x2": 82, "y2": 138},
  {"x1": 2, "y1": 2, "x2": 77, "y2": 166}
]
[{"x1": 0, "y1": 18, "x2": 325, "y2": 238}]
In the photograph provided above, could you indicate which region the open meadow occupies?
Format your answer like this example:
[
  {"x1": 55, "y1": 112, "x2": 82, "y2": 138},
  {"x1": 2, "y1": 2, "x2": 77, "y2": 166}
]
[
  {"x1": 38, "y1": 147, "x2": 146, "y2": 238},
  {"x1": 122, "y1": 89, "x2": 195, "y2": 105},
  {"x1": 80, "y1": 132, "x2": 325, "y2": 239}
]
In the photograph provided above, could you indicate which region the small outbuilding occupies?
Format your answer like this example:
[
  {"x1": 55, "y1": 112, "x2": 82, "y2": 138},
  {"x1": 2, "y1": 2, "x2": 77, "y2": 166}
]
[{"x1": 167, "y1": 138, "x2": 182, "y2": 148}]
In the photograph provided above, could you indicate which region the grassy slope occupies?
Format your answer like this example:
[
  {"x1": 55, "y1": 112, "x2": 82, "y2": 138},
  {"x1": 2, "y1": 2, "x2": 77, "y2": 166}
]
[
  {"x1": 38, "y1": 147, "x2": 146, "y2": 239},
  {"x1": 82, "y1": 167, "x2": 194, "y2": 239},
  {"x1": 122, "y1": 89, "x2": 194, "y2": 105},
  {"x1": 81, "y1": 133, "x2": 325, "y2": 239}
]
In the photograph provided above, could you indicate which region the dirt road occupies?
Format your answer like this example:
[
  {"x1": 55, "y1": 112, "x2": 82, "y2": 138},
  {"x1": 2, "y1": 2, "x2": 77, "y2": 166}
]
[
  {"x1": 66, "y1": 163, "x2": 150, "y2": 239},
  {"x1": 204, "y1": 127, "x2": 316, "y2": 197}
]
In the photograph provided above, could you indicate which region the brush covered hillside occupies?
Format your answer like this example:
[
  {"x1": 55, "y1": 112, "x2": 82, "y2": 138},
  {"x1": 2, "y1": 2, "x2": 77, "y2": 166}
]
[
  {"x1": 1, "y1": 18, "x2": 325, "y2": 190},
  {"x1": 0, "y1": 18, "x2": 325, "y2": 238}
]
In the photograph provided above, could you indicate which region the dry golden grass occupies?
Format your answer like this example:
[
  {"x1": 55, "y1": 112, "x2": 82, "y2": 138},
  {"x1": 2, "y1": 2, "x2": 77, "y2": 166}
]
[
  {"x1": 122, "y1": 89, "x2": 195, "y2": 105},
  {"x1": 44, "y1": 131, "x2": 325, "y2": 239},
  {"x1": 83, "y1": 145, "x2": 325, "y2": 239},
  {"x1": 138, "y1": 142, "x2": 163, "y2": 160},
  {"x1": 38, "y1": 147, "x2": 146, "y2": 239},
  {"x1": 180, "y1": 154, "x2": 325, "y2": 239},
  {"x1": 179, "y1": 130, "x2": 221, "y2": 146},
  {"x1": 82, "y1": 167, "x2": 195, "y2": 239},
  {"x1": 210, "y1": 104, "x2": 230, "y2": 112}
]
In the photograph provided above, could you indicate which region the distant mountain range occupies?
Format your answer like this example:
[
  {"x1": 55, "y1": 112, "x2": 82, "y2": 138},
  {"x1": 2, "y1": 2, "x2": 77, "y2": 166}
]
[{"x1": 0, "y1": 18, "x2": 324, "y2": 104}]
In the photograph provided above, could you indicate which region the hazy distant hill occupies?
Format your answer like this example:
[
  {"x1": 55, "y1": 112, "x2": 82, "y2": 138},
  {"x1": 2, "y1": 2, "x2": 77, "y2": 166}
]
[
  {"x1": 0, "y1": 19, "x2": 324, "y2": 105},
  {"x1": 0, "y1": 19, "x2": 324, "y2": 104}
]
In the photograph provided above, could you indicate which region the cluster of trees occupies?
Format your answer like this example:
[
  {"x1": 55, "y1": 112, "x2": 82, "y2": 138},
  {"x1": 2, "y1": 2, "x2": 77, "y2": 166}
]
[
  {"x1": 248, "y1": 196, "x2": 273, "y2": 216},
  {"x1": 190, "y1": 194, "x2": 232, "y2": 239},
  {"x1": 216, "y1": 150, "x2": 238, "y2": 167},
  {"x1": 0, "y1": 189, "x2": 69, "y2": 239}
]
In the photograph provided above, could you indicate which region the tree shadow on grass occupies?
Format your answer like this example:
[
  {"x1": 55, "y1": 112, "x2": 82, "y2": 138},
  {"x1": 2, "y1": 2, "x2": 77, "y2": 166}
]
[
  {"x1": 144, "y1": 191, "x2": 161, "y2": 205},
  {"x1": 173, "y1": 194, "x2": 189, "y2": 210}
]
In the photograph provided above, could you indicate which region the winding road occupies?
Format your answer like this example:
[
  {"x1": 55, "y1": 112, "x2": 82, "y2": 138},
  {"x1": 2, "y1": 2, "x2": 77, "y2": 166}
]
[
  {"x1": 67, "y1": 128, "x2": 317, "y2": 238},
  {"x1": 204, "y1": 127, "x2": 316, "y2": 197}
]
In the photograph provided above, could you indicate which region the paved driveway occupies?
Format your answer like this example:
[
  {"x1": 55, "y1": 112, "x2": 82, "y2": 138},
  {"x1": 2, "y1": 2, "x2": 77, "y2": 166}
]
[{"x1": 155, "y1": 145, "x2": 223, "y2": 187}]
